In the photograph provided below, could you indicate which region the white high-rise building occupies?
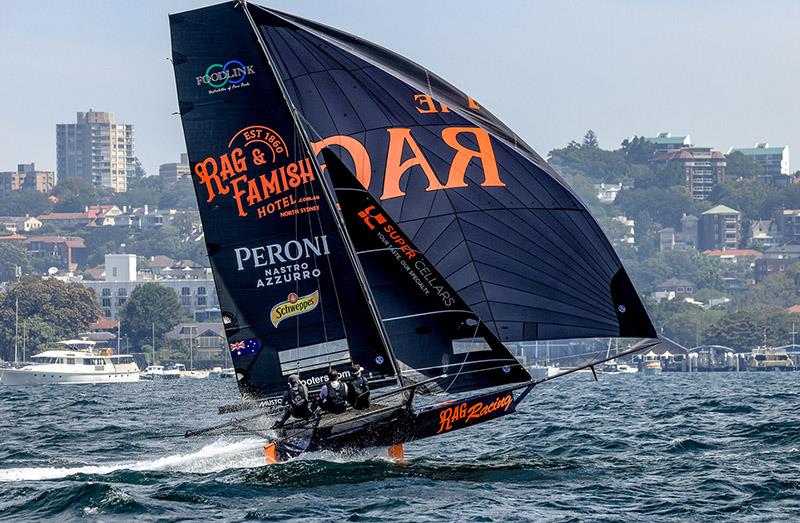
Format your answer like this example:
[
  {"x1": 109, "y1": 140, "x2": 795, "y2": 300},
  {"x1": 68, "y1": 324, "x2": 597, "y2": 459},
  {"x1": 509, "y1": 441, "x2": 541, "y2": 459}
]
[{"x1": 56, "y1": 110, "x2": 136, "y2": 192}]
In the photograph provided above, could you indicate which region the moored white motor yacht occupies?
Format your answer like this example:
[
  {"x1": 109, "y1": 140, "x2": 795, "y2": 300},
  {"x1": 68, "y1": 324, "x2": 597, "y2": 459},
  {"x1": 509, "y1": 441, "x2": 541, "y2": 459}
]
[
  {"x1": 600, "y1": 359, "x2": 639, "y2": 375},
  {"x1": 0, "y1": 340, "x2": 140, "y2": 385},
  {"x1": 141, "y1": 366, "x2": 164, "y2": 380},
  {"x1": 162, "y1": 363, "x2": 184, "y2": 379}
]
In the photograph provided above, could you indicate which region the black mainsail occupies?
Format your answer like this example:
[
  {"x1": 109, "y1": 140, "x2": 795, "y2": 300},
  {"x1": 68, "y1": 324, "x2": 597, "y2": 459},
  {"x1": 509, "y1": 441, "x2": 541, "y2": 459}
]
[
  {"x1": 169, "y1": 3, "x2": 398, "y2": 401},
  {"x1": 170, "y1": 1, "x2": 658, "y2": 460}
]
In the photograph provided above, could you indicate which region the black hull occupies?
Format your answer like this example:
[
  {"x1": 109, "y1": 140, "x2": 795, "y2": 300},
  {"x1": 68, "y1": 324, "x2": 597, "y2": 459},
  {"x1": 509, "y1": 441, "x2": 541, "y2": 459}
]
[{"x1": 274, "y1": 387, "x2": 524, "y2": 460}]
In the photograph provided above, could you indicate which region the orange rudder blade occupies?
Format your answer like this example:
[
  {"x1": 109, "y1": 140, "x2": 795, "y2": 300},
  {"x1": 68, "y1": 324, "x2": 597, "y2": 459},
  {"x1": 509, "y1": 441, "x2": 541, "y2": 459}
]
[
  {"x1": 264, "y1": 443, "x2": 279, "y2": 465},
  {"x1": 387, "y1": 443, "x2": 405, "y2": 462}
]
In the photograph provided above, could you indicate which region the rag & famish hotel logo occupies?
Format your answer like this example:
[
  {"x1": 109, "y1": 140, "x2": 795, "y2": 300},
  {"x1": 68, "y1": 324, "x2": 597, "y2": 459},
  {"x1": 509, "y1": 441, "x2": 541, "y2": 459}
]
[
  {"x1": 196, "y1": 59, "x2": 255, "y2": 94},
  {"x1": 193, "y1": 125, "x2": 319, "y2": 219}
]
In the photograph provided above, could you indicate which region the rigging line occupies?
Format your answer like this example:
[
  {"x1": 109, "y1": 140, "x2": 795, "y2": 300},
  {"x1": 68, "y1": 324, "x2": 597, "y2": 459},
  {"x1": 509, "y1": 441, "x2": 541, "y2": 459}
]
[
  {"x1": 241, "y1": 3, "x2": 403, "y2": 385},
  {"x1": 355, "y1": 246, "x2": 423, "y2": 256},
  {"x1": 382, "y1": 310, "x2": 475, "y2": 322},
  {"x1": 442, "y1": 318, "x2": 482, "y2": 394},
  {"x1": 400, "y1": 358, "x2": 518, "y2": 374}
]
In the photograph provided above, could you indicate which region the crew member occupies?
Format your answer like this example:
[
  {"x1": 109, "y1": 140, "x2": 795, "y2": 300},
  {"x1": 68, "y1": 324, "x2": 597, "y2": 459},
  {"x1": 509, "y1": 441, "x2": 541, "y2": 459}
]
[
  {"x1": 347, "y1": 364, "x2": 370, "y2": 410},
  {"x1": 319, "y1": 370, "x2": 348, "y2": 414},
  {"x1": 273, "y1": 374, "x2": 311, "y2": 428}
]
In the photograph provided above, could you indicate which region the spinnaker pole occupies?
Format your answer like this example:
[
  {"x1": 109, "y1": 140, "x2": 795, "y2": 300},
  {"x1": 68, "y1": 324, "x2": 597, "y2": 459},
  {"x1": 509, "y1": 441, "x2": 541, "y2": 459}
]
[{"x1": 238, "y1": 0, "x2": 404, "y2": 385}]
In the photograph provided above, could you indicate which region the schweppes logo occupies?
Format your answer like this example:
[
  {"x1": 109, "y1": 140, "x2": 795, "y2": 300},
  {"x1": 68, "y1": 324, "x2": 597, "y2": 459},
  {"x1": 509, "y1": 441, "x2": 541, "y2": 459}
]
[{"x1": 270, "y1": 291, "x2": 320, "y2": 327}]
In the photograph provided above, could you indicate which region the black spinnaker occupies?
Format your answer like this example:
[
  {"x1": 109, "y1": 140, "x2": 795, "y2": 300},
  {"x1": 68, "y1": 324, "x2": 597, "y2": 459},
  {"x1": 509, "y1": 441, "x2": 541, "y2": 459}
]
[{"x1": 249, "y1": 5, "x2": 656, "y2": 343}]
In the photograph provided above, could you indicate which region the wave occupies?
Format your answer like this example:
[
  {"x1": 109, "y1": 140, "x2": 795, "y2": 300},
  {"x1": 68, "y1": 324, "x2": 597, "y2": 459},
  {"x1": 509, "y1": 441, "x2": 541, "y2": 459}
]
[{"x1": 0, "y1": 438, "x2": 267, "y2": 482}]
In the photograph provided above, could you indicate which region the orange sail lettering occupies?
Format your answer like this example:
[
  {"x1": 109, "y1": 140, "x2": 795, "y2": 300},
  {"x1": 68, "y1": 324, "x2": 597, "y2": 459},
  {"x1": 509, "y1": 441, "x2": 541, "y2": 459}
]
[
  {"x1": 441, "y1": 127, "x2": 503, "y2": 188},
  {"x1": 312, "y1": 136, "x2": 372, "y2": 189},
  {"x1": 382, "y1": 128, "x2": 444, "y2": 200}
]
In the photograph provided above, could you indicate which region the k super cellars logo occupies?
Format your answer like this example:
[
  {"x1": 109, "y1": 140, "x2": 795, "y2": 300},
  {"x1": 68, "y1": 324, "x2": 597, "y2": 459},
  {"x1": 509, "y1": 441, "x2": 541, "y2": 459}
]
[{"x1": 270, "y1": 291, "x2": 320, "y2": 327}]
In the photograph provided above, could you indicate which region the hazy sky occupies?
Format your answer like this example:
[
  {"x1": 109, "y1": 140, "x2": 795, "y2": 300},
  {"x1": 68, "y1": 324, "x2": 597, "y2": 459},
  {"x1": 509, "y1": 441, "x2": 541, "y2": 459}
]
[{"x1": 1, "y1": 1, "x2": 798, "y2": 177}]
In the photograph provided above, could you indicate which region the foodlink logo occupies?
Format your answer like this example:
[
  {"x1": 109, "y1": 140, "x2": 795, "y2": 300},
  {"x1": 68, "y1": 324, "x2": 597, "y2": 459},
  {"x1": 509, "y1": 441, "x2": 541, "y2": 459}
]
[
  {"x1": 196, "y1": 60, "x2": 255, "y2": 88},
  {"x1": 270, "y1": 290, "x2": 320, "y2": 328}
]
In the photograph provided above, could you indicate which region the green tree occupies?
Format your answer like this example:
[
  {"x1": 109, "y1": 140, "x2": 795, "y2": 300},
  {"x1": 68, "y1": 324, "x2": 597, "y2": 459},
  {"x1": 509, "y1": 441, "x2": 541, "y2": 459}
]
[
  {"x1": 709, "y1": 179, "x2": 779, "y2": 219},
  {"x1": 118, "y1": 283, "x2": 182, "y2": 349},
  {"x1": 725, "y1": 151, "x2": 764, "y2": 180},
  {"x1": 113, "y1": 176, "x2": 162, "y2": 209},
  {"x1": 549, "y1": 131, "x2": 639, "y2": 183},
  {"x1": 616, "y1": 186, "x2": 694, "y2": 228},
  {"x1": 0, "y1": 189, "x2": 53, "y2": 216},
  {"x1": 620, "y1": 136, "x2": 657, "y2": 164},
  {"x1": 0, "y1": 277, "x2": 100, "y2": 358},
  {"x1": 52, "y1": 177, "x2": 97, "y2": 212},
  {"x1": 648, "y1": 299, "x2": 724, "y2": 348},
  {"x1": 158, "y1": 176, "x2": 198, "y2": 210},
  {"x1": 0, "y1": 243, "x2": 34, "y2": 281},
  {"x1": 582, "y1": 129, "x2": 599, "y2": 149},
  {"x1": 81, "y1": 226, "x2": 131, "y2": 268},
  {"x1": 738, "y1": 263, "x2": 800, "y2": 309},
  {"x1": 633, "y1": 162, "x2": 685, "y2": 189},
  {"x1": 634, "y1": 211, "x2": 660, "y2": 260},
  {"x1": 704, "y1": 304, "x2": 794, "y2": 351}
]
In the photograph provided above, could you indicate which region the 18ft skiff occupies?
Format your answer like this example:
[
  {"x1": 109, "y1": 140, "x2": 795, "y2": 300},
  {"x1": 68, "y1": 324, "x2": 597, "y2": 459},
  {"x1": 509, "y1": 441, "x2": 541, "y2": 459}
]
[{"x1": 169, "y1": 0, "x2": 658, "y2": 461}]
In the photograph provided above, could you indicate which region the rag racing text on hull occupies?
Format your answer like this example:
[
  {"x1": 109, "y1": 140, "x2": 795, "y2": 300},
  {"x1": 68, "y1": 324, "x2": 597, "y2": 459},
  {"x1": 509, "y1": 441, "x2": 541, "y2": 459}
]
[{"x1": 169, "y1": 0, "x2": 658, "y2": 461}]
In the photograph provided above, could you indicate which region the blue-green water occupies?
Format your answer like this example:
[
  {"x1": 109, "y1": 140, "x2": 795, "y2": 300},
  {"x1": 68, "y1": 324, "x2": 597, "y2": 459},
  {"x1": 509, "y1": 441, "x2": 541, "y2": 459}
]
[{"x1": 1, "y1": 373, "x2": 798, "y2": 522}]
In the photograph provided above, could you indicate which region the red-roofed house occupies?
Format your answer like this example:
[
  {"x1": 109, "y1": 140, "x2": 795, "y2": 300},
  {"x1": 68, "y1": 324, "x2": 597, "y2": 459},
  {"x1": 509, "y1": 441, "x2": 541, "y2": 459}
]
[{"x1": 22, "y1": 235, "x2": 85, "y2": 271}]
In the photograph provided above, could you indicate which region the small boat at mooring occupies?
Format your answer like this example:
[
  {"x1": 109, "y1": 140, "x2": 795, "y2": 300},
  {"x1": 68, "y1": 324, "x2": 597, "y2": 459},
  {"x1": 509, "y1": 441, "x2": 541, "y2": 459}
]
[{"x1": 169, "y1": 0, "x2": 658, "y2": 462}]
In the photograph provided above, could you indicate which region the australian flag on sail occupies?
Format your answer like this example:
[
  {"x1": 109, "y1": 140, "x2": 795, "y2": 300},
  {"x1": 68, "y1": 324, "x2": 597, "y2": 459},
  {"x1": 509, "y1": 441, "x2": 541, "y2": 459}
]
[{"x1": 229, "y1": 338, "x2": 261, "y2": 356}]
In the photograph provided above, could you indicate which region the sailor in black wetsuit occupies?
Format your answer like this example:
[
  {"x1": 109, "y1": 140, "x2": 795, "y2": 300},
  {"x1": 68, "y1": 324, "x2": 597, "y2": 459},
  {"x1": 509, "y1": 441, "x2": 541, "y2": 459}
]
[
  {"x1": 319, "y1": 370, "x2": 348, "y2": 414},
  {"x1": 273, "y1": 374, "x2": 311, "y2": 428},
  {"x1": 347, "y1": 364, "x2": 370, "y2": 410}
]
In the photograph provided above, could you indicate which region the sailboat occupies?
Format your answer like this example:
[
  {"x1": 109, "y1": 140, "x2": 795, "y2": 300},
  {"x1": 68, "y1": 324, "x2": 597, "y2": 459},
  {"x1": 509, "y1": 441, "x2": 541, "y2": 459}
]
[{"x1": 169, "y1": 1, "x2": 658, "y2": 462}]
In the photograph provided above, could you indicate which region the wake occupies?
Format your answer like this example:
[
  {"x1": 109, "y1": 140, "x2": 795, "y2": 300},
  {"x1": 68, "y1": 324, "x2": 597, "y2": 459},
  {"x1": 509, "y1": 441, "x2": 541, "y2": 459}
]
[{"x1": 0, "y1": 438, "x2": 268, "y2": 482}]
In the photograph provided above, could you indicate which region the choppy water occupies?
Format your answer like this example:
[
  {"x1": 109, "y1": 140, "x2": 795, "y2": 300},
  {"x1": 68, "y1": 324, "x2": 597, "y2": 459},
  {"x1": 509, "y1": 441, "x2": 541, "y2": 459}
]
[{"x1": 1, "y1": 373, "x2": 799, "y2": 522}]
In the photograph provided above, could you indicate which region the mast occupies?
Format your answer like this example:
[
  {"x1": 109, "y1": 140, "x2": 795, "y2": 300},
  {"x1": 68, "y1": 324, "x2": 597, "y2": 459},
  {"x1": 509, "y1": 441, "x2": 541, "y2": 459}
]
[
  {"x1": 116, "y1": 319, "x2": 121, "y2": 355},
  {"x1": 14, "y1": 297, "x2": 18, "y2": 364},
  {"x1": 238, "y1": 0, "x2": 403, "y2": 384},
  {"x1": 190, "y1": 328, "x2": 194, "y2": 372},
  {"x1": 152, "y1": 322, "x2": 156, "y2": 365}
]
